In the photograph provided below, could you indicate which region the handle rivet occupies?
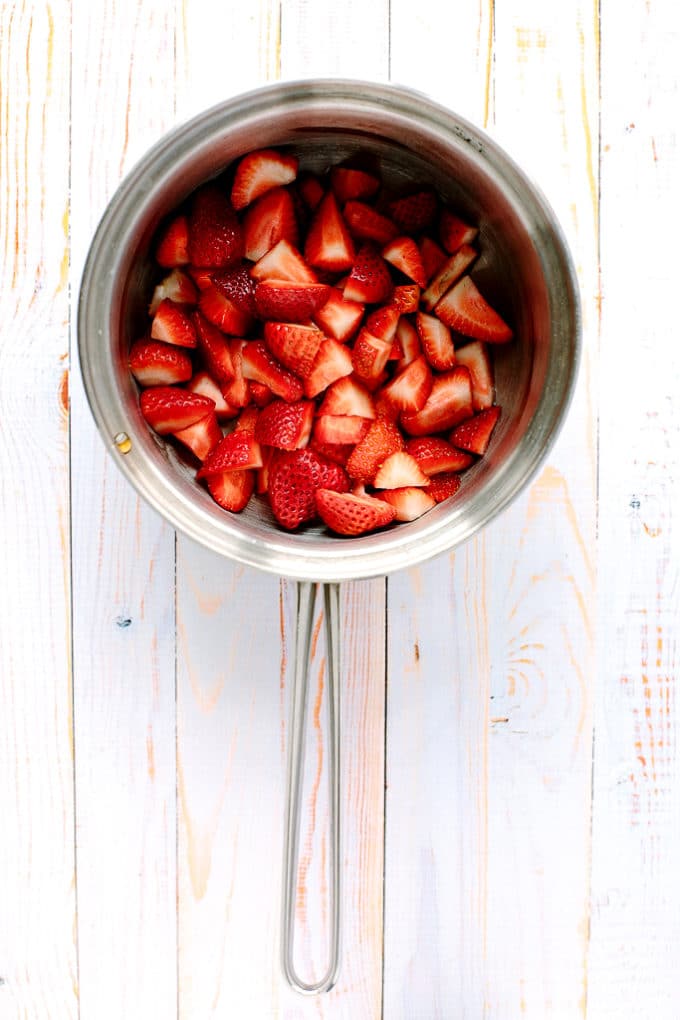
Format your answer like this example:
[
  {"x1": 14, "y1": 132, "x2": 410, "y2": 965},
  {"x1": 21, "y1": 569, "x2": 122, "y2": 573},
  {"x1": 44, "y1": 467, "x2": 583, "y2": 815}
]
[{"x1": 114, "y1": 431, "x2": 132, "y2": 454}]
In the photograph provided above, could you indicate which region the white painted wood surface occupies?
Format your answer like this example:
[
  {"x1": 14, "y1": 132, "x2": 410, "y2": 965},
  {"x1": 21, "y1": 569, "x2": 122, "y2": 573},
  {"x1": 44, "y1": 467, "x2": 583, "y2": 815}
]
[{"x1": 1, "y1": 1, "x2": 678, "y2": 1017}]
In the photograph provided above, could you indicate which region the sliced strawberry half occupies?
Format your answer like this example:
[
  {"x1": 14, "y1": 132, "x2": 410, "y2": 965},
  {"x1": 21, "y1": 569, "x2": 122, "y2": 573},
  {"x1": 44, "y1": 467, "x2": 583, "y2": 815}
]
[
  {"x1": 382, "y1": 236, "x2": 427, "y2": 287},
  {"x1": 317, "y1": 376, "x2": 376, "y2": 419},
  {"x1": 251, "y1": 239, "x2": 318, "y2": 283},
  {"x1": 263, "y1": 322, "x2": 325, "y2": 379},
  {"x1": 416, "y1": 310, "x2": 457, "y2": 370},
  {"x1": 352, "y1": 328, "x2": 395, "y2": 388},
  {"x1": 129, "y1": 339, "x2": 193, "y2": 387},
  {"x1": 404, "y1": 435, "x2": 474, "y2": 474},
  {"x1": 150, "y1": 299, "x2": 197, "y2": 348},
  {"x1": 187, "y1": 185, "x2": 243, "y2": 268},
  {"x1": 373, "y1": 451, "x2": 430, "y2": 489},
  {"x1": 211, "y1": 263, "x2": 257, "y2": 316},
  {"x1": 434, "y1": 275, "x2": 512, "y2": 342},
  {"x1": 187, "y1": 371, "x2": 238, "y2": 420},
  {"x1": 254, "y1": 280, "x2": 331, "y2": 322},
  {"x1": 449, "y1": 405, "x2": 501, "y2": 455},
  {"x1": 379, "y1": 355, "x2": 433, "y2": 413},
  {"x1": 345, "y1": 417, "x2": 404, "y2": 483},
  {"x1": 343, "y1": 201, "x2": 399, "y2": 246},
  {"x1": 455, "y1": 340, "x2": 495, "y2": 410},
  {"x1": 438, "y1": 209, "x2": 478, "y2": 253},
  {"x1": 155, "y1": 214, "x2": 189, "y2": 267},
  {"x1": 230, "y1": 148, "x2": 298, "y2": 210},
  {"x1": 171, "y1": 410, "x2": 222, "y2": 462},
  {"x1": 421, "y1": 244, "x2": 478, "y2": 311},
  {"x1": 304, "y1": 192, "x2": 355, "y2": 273},
  {"x1": 192, "y1": 310, "x2": 235, "y2": 385},
  {"x1": 344, "y1": 245, "x2": 393, "y2": 304},
  {"x1": 419, "y1": 236, "x2": 448, "y2": 281},
  {"x1": 254, "y1": 399, "x2": 315, "y2": 450},
  {"x1": 303, "y1": 339, "x2": 354, "y2": 398},
  {"x1": 241, "y1": 341, "x2": 304, "y2": 402},
  {"x1": 222, "y1": 339, "x2": 250, "y2": 408},
  {"x1": 394, "y1": 317, "x2": 422, "y2": 369},
  {"x1": 234, "y1": 404, "x2": 260, "y2": 433},
  {"x1": 313, "y1": 287, "x2": 365, "y2": 342},
  {"x1": 268, "y1": 449, "x2": 350, "y2": 530},
  {"x1": 401, "y1": 366, "x2": 473, "y2": 436},
  {"x1": 140, "y1": 386, "x2": 215, "y2": 435},
  {"x1": 376, "y1": 486, "x2": 436, "y2": 522},
  {"x1": 198, "y1": 283, "x2": 253, "y2": 335},
  {"x1": 148, "y1": 268, "x2": 198, "y2": 315},
  {"x1": 329, "y1": 166, "x2": 380, "y2": 203},
  {"x1": 316, "y1": 488, "x2": 396, "y2": 536},
  {"x1": 313, "y1": 414, "x2": 372, "y2": 446},
  {"x1": 187, "y1": 266, "x2": 214, "y2": 292},
  {"x1": 296, "y1": 172, "x2": 325, "y2": 211},
  {"x1": 427, "y1": 472, "x2": 463, "y2": 502},
  {"x1": 242, "y1": 185, "x2": 299, "y2": 261},
  {"x1": 387, "y1": 189, "x2": 438, "y2": 233},
  {"x1": 389, "y1": 284, "x2": 420, "y2": 315},
  {"x1": 196, "y1": 429, "x2": 263, "y2": 477},
  {"x1": 309, "y1": 437, "x2": 354, "y2": 467},
  {"x1": 207, "y1": 468, "x2": 255, "y2": 511}
]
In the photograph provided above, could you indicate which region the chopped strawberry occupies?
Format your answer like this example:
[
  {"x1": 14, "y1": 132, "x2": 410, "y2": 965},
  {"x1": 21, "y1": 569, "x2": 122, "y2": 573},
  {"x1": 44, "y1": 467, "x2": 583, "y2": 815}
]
[
  {"x1": 251, "y1": 239, "x2": 318, "y2": 283},
  {"x1": 438, "y1": 209, "x2": 478, "y2": 253},
  {"x1": 427, "y1": 472, "x2": 463, "y2": 502},
  {"x1": 455, "y1": 340, "x2": 495, "y2": 410},
  {"x1": 254, "y1": 280, "x2": 330, "y2": 322},
  {"x1": 387, "y1": 189, "x2": 438, "y2": 233},
  {"x1": 401, "y1": 366, "x2": 473, "y2": 436},
  {"x1": 186, "y1": 266, "x2": 214, "y2": 292},
  {"x1": 389, "y1": 284, "x2": 420, "y2": 314},
  {"x1": 345, "y1": 417, "x2": 404, "y2": 482},
  {"x1": 254, "y1": 399, "x2": 315, "y2": 450},
  {"x1": 140, "y1": 387, "x2": 215, "y2": 435},
  {"x1": 352, "y1": 328, "x2": 395, "y2": 388},
  {"x1": 329, "y1": 166, "x2": 380, "y2": 203},
  {"x1": 241, "y1": 341, "x2": 303, "y2": 402},
  {"x1": 379, "y1": 355, "x2": 433, "y2": 413},
  {"x1": 129, "y1": 339, "x2": 193, "y2": 387},
  {"x1": 343, "y1": 201, "x2": 399, "y2": 246},
  {"x1": 192, "y1": 310, "x2": 235, "y2": 384},
  {"x1": 255, "y1": 446, "x2": 277, "y2": 494},
  {"x1": 382, "y1": 236, "x2": 427, "y2": 287},
  {"x1": 150, "y1": 299, "x2": 198, "y2": 348},
  {"x1": 344, "y1": 245, "x2": 393, "y2": 304},
  {"x1": 372, "y1": 451, "x2": 430, "y2": 489},
  {"x1": 304, "y1": 192, "x2": 355, "y2": 273},
  {"x1": 242, "y1": 186, "x2": 299, "y2": 261},
  {"x1": 206, "y1": 468, "x2": 255, "y2": 511},
  {"x1": 187, "y1": 185, "x2": 243, "y2": 268},
  {"x1": 171, "y1": 410, "x2": 222, "y2": 461},
  {"x1": 309, "y1": 437, "x2": 354, "y2": 466},
  {"x1": 155, "y1": 214, "x2": 189, "y2": 267},
  {"x1": 416, "y1": 310, "x2": 457, "y2": 370},
  {"x1": 221, "y1": 339, "x2": 250, "y2": 408},
  {"x1": 317, "y1": 376, "x2": 376, "y2": 419},
  {"x1": 418, "y1": 236, "x2": 448, "y2": 281},
  {"x1": 263, "y1": 322, "x2": 325, "y2": 379},
  {"x1": 376, "y1": 486, "x2": 436, "y2": 521},
  {"x1": 268, "y1": 449, "x2": 349, "y2": 529},
  {"x1": 197, "y1": 430, "x2": 263, "y2": 477},
  {"x1": 303, "y1": 339, "x2": 354, "y2": 398},
  {"x1": 449, "y1": 405, "x2": 501, "y2": 455},
  {"x1": 249, "y1": 381, "x2": 274, "y2": 407},
  {"x1": 148, "y1": 268, "x2": 198, "y2": 314},
  {"x1": 434, "y1": 275, "x2": 512, "y2": 342},
  {"x1": 313, "y1": 287, "x2": 365, "y2": 342},
  {"x1": 296, "y1": 172, "x2": 325, "y2": 211},
  {"x1": 187, "y1": 371, "x2": 238, "y2": 420},
  {"x1": 313, "y1": 414, "x2": 372, "y2": 446},
  {"x1": 233, "y1": 404, "x2": 260, "y2": 433},
  {"x1": 210, "y1": 264, "x2": 257, "y2": 316},
  {"x1": 404, "y1": 435, "x2": 474, "y2": 474},
  {"x1": 316, "y1": 488, "x2": 396, "y2": 536},
  {"x1": 421, "y1": 244, "x2": 478, "y2": 311},
  {"x1": 198, "y1": 283, "x2": 253, "y2": 335},
  {"x1": 394, "y1": 317, "x2": 422, "y2": 369},
  {"x1": 230, "y1": 148, "x2": 298, "y2": 210}
]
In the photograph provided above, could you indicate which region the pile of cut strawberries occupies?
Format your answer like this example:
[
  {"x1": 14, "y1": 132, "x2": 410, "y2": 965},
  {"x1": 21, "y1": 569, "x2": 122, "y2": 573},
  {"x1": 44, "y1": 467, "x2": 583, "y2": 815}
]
[{"x1": 129, "y1": 146, "x2": 513, "y2": 536}]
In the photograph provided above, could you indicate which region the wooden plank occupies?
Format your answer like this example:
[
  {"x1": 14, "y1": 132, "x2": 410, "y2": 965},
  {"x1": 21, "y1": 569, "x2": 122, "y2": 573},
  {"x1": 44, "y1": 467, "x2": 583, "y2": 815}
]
[
  {"x1": 69, "y1": 2, "x2": 179, "y2": 1016},
  {"x1": 587, "y1": 1, "x2": 680, "y2": 1015},
  {"x1": 0, "y1": 3, "x2": 78, "y2": 1016}
]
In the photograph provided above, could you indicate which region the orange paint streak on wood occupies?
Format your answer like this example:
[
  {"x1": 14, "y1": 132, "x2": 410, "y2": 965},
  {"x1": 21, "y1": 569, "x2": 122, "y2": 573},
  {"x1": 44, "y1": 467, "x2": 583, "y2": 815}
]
[{"x1": 482, "y1": 0, "x2": 494, "y2": 127}]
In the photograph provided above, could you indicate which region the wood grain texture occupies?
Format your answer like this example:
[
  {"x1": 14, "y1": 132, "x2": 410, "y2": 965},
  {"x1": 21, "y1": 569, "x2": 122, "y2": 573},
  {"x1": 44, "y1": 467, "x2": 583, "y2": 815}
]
[
  {"x1": 69, "y1": 2, "x2": 179, "y2": 1016},
  {"x1": 0, "y1": 3, "x2": 77, "y2": 1016}
]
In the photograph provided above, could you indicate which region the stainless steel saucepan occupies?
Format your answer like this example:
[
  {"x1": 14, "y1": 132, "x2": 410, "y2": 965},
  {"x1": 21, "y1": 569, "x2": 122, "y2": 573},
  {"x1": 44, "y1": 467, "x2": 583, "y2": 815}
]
[{"x1": 78, "y1": 79, "x2": 580, "y2": 995}]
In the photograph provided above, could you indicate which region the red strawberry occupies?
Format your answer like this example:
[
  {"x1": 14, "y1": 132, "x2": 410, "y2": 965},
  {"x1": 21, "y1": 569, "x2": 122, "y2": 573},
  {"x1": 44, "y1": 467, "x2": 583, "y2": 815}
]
[
  {"x1": 255, "y1": 446, "x2": 277, "y2": 494},
  {"x1": 148, "y1": 268, "x2": 198, "y2": 314},
  {"x1": 372, "y1": 451, "x2": 430, "y2": 489},
  {"x1": 129, "y1": 339, "x2": 193, "y2": 387},
  {"x1": 309, "y1": 437, "x2": 354, "y2": 466},
  {"x1": 313, "y1": 287, "x2": 365, "y2": 342},
  {"x1": 316, "y1": 488, "x2": 396, "y2": 536},
  {"x1": 211, "y1": 264, "x2": 257, "y2": 316},
  {"x1": 222, "y1": 340, "x2": 251, "y2": 409},
  {"x1": 251, "y1": 239, "x2": 318, "y2": 283},
  {"x1": 387, "y1": 189, "x2": 438, "y2": 233},
  {"x1": 304, "y1": 192, "x2": 355, "y2": 273},
  {"x1": 344, "y1": 245, "x2": 393, "y2": 304},
  {"x1": 140, "y1": 387, "x2": 215, "y2": 435},
  {"x1": 313, "y1": 414, "x2": 372, "y2": 446},
  {"x1": 455, "y1": 340, "x2": 495, "y2": 411},
  {"x1": 198, "y1": 284, "x2": 253, "y2": 335},
  {"x1": 150, "y1": 299, "x2": 197, "y2": 348},
  {"x1": 263, "y1": 322, "x2": 325, "y2": 379},
  {"x1": 254, "y1": 280, "x2": 331, "y2": 322},
  {"x1": 449, "y1": 405, "x2": 501, "y2": 455},
  {"x1": 345, "y1": 417, "x2": 404, "y2": 482},
  {"x1": 155, "y1": 214, "x2": 189, "y2": 267},
  {"x1": 400, "y1": 366, "x2": 473, "y2": 436},
  {"x1": 242, "y1": 186, "x2": 299, "y2": 260},
  {"x1": 416, "y1": 310, "x2": 457, "y2": 370},
  {"x1": 329, "y1": 166, "x2": 380, "y2": 203},
  {"x1": 404, "y1": 436, "x2": 474, "y2": 474},
  {"x1": 427, "y1": 472, "x2": 463, "y2": 502},
  {"x1": 296, "y1": 172, "x2": 325, "y2": 211},
  {"x1": 249, "y1": 381, "x2": 274, "y2": 408},
  {"x1": 394, "y1": 317, "x2": 422, "y2": 369},
  {"x1": 207, "y1": 469, "x2": 255, "y2": 511},
  {"x1": 196, "y1": 430, "x2": 263, "y2": 477},
  {"x1": 268, "y1": 449, "x2": 350, "y2": 529},
  {"x1": 344, "y1": 201, "x2": 399, "y2": 246},
  {"x1": 231, "y1": 148, "x2": 298, "y2": 210},
  {"x1": 187, "y1": 266, "x2": 214, "y2": 292},
  {"x1": 241, "y1": 341, "x2": 304, "y2": 402},
  {"x1": 438, "y1": 210, "x2": 478, "y2": 253},
  {"x1": 254, "y1": 399, "x2": 315, "y2": 450},
  {"x1": 434, "y1": 276, "x2": 512, "y2": 342},
  {"x1": 234, "y1": 404, "x2": 260, "y2": 433},
  {"x1": 389, "y1": 284, "x2": 420, "y2": 315},
  {"x1": 421, "y1": 244, "x2": 478, "y2": 311},
  {"x1": 317, "y1": 376, "x2": 376, "y2": 419},
  {"x1": 303, "y1": 339, "x2": 353, "y2": 398},
  {"x1": 376, "y1": 486, "x2": 436, "y2": 521},
  {"x1": 187, "y1": 371, "x2": 238, "y2": 420},
  {"x1": 419, "y1": 236, "x2": 448, "y2": 281},
  {"x1": 351, "y1": 329, "x2": 395, "y2": 388},
  {"x1": 382, "y1": 236, "x2": 427, "y2": 287},
  {"x1": 379, "y1": 355, "x2": 433, "y2": 413},
  {"x1": 187, "y1": 185, "x2": 243, "y2": 268},
  {"x1": 172, "y1": 410, "x2": 222, "y2": 461},
  {"x1": 192, "y1": 310, "x2": 235, "y2": 384}
]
